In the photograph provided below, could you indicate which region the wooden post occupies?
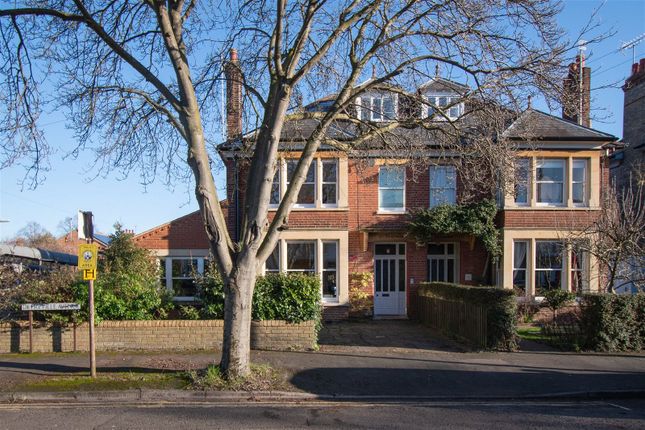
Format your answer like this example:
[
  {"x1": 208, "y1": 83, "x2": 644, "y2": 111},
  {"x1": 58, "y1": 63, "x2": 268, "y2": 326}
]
[
  {"x1": 73, "y1": 321, "x2": 77, "y2": 352},
  {"x1": 28, "y1": 310, "x2": 33, "y2": 353},
  {"x1": 89, "y1": 277, "x2": 96, "y2": 377}
]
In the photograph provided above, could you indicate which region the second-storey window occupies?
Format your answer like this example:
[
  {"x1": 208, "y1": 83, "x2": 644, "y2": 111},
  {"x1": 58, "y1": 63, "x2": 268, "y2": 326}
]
[
  {"x1": 572, "y1": 159, "x2": 587, "y2": 205},
  {"x1": 514, "y1": 158, "x2": 530, "y2": 204},
  {"x1": 321, "y1": 160, "x2": 338, "y2": 205},
  {"x1": 429, "y1": 166, "x2": 456, "y2": 207},
  {"x1": 270, "y1": 168, "x2": 280, "y2": 205},
  {"x1": 287, "y1": 160, "x2": 316, "y2": 206},
  {"x1": 536, "y1": 159, "x2": 565, "y2": 205},
  {"x1": 378, "y1": 165, "x2": 405, "y2": 212}
]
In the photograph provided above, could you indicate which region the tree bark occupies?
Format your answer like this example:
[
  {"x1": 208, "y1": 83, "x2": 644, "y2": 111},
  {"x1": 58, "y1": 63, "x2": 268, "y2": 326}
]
[{"x1": 220, "y1": 256, "x2": 258, "y2": 377}]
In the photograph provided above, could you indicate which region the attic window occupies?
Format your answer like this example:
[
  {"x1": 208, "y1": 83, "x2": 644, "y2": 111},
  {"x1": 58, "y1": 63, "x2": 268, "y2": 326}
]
[
  {"x1": 423, "y1": 95, "x2": 463, "y2": 120},
  {"x1": 357, "y1": 94, "x2": 397, "y2": 121}
]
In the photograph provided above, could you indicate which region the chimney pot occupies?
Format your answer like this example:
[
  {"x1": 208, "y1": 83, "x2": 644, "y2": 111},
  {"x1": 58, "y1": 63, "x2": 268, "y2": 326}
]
[
  {"x1": 230, "y1": 48, "x2": 238, "y2": 62},
  {"x1": 640, "y1": 58, "x2": 645, "y2": 73},
  {"x1": 633, "y1": 63, "x2": 639, "y2": 75}
]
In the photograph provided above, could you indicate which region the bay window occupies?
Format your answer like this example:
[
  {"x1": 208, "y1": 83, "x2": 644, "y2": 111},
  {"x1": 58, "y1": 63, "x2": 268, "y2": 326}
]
[
  {"x1": 536, "y1": 159, "x2": 565, "y2": 205},
  {"x1": 429, "y1": 166, "x2": 456, "y2": 207},
  {"x1": 379, "y1": 165, "x2": 405, "y2": 212}
]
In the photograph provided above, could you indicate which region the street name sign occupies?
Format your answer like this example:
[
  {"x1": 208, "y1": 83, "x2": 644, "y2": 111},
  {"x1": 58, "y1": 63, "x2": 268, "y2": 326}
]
[{"x1": 21, "y1": 303, "x2": 81, "y2": 311}]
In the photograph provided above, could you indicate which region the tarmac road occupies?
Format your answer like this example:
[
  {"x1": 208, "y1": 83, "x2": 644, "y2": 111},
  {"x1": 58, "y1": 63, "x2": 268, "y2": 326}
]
[{"x1": 0, "y1": 399, "x2": 644, "y2": 429}]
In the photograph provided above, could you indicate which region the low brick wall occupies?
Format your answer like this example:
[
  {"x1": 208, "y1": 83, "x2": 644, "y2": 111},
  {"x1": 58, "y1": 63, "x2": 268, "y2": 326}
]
[{"x1": 0, "y1": 320, "x2": 316, "y2": 353}]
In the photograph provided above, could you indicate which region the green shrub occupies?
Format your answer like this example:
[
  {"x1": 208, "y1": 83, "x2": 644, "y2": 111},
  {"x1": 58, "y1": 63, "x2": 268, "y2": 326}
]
[
  {"x1": 73, "y1": 225, "x2": 172, "y2": 322},
  {"x1": 543, "y1": 289, "x2": 576, "y2": 321},
  {"x1": 579, "y1": 294, "x2": 645, "y2": 352},
  {"x1": 418, "y1": 282, "x2": 517, "y2": 350},
  {"x1": 195, "y1": 265, "x2": 321, "y2": 323},
  {"x1": 178, "y1": 305, "x2": 201, "y2": 320}
]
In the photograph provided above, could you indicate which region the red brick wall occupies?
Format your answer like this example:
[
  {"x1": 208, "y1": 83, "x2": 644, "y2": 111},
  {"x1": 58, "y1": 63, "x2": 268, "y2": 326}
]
[
  {"x1": 134, "y1": 211, "x2": 213, "y2": 250},
  {"x1": 499, "y1": 209, "x2": 600, "y2": 229}
]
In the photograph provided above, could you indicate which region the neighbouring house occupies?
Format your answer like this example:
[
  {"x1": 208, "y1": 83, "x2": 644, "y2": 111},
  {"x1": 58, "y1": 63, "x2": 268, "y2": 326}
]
[
  {"x1": 55, "y1": 230, "x2": 111, "y2": 255},
  {"x1": 135, "y1": 51, "x2": 617, "y2": 319}
]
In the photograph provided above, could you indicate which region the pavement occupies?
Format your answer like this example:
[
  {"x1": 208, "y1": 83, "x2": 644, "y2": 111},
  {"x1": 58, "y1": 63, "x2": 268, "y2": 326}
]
[{"x1": 0, "y1": 320, "x2": 644, "y2": 403}]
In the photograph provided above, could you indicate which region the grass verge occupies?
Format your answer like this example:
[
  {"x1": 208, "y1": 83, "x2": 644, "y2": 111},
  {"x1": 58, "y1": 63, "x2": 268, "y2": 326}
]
[{"x1": 14, "y1": 371, "x2": 188, "y2": 392}]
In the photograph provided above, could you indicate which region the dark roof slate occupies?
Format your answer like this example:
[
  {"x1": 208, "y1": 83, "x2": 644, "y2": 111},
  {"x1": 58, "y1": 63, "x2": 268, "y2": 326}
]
[{"x1": 503, "y1": 109, "x2": 617, "y2": 141}]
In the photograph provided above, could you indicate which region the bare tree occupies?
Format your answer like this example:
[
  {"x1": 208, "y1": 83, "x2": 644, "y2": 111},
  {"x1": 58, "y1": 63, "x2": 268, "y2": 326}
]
[
  {"x1": 570, "y1": 179, "x2": 644, "y2": 293},
  {"x1": 1, "y1": 1, "x2": 580, "y2": 377}
]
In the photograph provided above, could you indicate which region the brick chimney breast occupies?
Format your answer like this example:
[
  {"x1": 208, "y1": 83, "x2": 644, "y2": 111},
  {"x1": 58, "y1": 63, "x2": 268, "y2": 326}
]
[
  {"x1": 562, "y1": 55, "x2": 591, "y2": 127},
  {"x1": 225, "y1": 48, "x2": 243, "y2": 139}
]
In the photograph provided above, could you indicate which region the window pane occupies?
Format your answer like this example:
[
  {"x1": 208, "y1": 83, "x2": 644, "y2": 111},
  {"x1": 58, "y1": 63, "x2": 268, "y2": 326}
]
[
  {"x1": 323, "y1": 272, "x2": 337, "y2": 298},
  {"x1": 513, "y1": 270, "x2": 526, "y2": 291},
  {"x1": 399, "y1": 259, "x2": 406, "y2": 291},
  {"x1": 383, "y1": 96, "x2": 395, "y2": 119},
  {"x1": 159, "y1": 258, "x2": 166, "y2": 279},
  {"x1": 447, "y1": 244, "x2": 454, "y2": 255},
  {"x1": 536, "y1": 160, "x2": 564, "y2": 181},
  {"x1": 287, "y1": 242, "x2": 315, "y2": 271},
  {"x1": 172, "y1": 259, "x2": 197, "y2": 277},
  {"x1": 535, "y1": 271, "x2": 561, "y2": 291},
  {"x1": 536, "y1": 242, "x2": 562, "y2": 269},
  {"x1": 430, "y1": 167, "x2": 446, "y2": 186},
  {"x1": 297, "y1": 184, "x2": 315, "y2": 204},
  {"x1": 323, "y1": 242, "x2": 337, "y2": 269},
  {"x1": 398, "y1": 244, "x2": 405, "y2": 255},
  {"x1": 322, "y1": 161, "x2": 337, "y2": 182},
  {"x1": 372, "y1": 97, "x2": 382, "y2": 120},
  {"x1": 322, "y1": 184, "x2": 337, "y2": 204},
  {"x1": 428, "y1": 244, "x2": 444, "y2": 255},
  {"x1": 513, "y1": 242, "x2": 527, "y2": 269},
  {"x1": 375, "y1": 244, "x2": 397, "y2": 255},
  {"x1": 514, "y1": 158, "x2": 530, "y2": 203},
  {"x1": 287, "y1": 160, "x2": 315, "y2": 183},
  {"x1": 379, "y1": 166, "x2": 404, "y2": 187},
  {"x1": 572, "y1": 183, "x2": 584, "y2": 204},
  {"x1": 266, "y1": 246, "x2": 280, "y2": 272},
  {"x1": 379, "y1": 189, "x2": 404, "y2": 208},
  {"x1": 572, "y1": 160, "x2": 586, "y2": 182},
  {"x1": 447, "y1": 259, "x2": 454, "y2": 283},
  {"x1": 173, "y1": 279, "x2": 196, "y2": 297},
  {"x1": 537, "y1": 183, "x2": 563, "y2": 204}
]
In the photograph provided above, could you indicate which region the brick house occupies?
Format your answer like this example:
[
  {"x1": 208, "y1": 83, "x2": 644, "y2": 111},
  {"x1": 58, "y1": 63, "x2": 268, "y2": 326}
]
[{"x1": 135, "y1": 53, "x2": 617, "y2": 319}]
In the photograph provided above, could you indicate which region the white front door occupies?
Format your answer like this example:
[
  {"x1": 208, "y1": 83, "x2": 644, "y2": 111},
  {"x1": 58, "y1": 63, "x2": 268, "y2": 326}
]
[{"x1": 373, "y1": 244, "x2": 406, "y2": 316}]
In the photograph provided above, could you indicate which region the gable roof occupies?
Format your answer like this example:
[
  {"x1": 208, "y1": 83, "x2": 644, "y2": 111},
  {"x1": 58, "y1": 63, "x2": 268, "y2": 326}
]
[
  {"x1": 419, "y1": 77, "x2": 469, "y2": 94},
  {"x1": 503, "y1": 109, "x2": 617, "y2": 142}
]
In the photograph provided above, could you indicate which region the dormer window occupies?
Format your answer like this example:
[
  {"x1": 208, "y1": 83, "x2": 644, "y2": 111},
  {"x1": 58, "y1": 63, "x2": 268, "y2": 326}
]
[
  {"x1": 423, "y1": 95, "x2": 464, "y2": 120},
  {"x1": 356, "y1": 94, "x2": 397, "y2": 121}
]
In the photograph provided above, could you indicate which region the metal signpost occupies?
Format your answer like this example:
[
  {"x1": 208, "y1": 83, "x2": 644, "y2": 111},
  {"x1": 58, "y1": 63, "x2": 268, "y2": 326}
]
[
  {"x1": 20, "y1": 303, "x2": 81, "y2": 353},
  {"x1": 78, "y1": 210, "x2": 98, "y2": 378}
]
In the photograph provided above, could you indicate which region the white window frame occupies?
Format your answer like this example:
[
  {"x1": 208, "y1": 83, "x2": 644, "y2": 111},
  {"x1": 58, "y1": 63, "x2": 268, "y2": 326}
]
[
  {"x1": 570, "y1": 242, "x2": 587, "y2": 293},
  {"x1": 263, "y1": 239, "x2": 340, "y2": 303},
  {"x1": 512, "y1": 240, "x2": 529, "y2": 295},
  {"x1": 287, "y1": 160, "x2": 316, "y2": 208},
  {"x1": 378, "y1": 165, "x2": 406, "y2": 213},
  {"x1": 427, "y1": 243, "x2": 458, "y2": 283},
  {"x1": 161, "y1": 257, "x2": 205, "y2": 301},
  {"x1": 269, "y1": 160, "x2": 281, "y2": 207},
  {"x1": 356, "y1": 93, "x2": 398, "y2": 122},
  {"x1": 422, "y1": 94, "x2": 464, "y2": 120},
  {"x1": 320, "y1": 159, "x2": 338, "y2": 207},
  {"x1": 534, "y1": 240, "x2": 564, "y2": 293},
  {"x1": 572, "y1": 158, "x2": 588, "y2": 206},
  {"x1": 514, "y1": 158, "x2": 531, "y2": 205},
  {"x1": 535, "y1": 159, "x2": 566, "y2": 206},
  {"x1": 429, "y1": 165, "x2": 457, "y2": 207}
]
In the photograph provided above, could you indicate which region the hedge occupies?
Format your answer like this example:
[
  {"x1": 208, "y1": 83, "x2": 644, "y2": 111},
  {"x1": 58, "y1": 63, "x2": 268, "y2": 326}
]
[
  {"x1": 418, "y1": 282, "x2": 517, "y2": 350},
  {"x1": 195, "y1": 271, "x2": 322, "y2": 324},
  {"x1": 579, "y1": 294, "x2": 645, "y2": 352}
]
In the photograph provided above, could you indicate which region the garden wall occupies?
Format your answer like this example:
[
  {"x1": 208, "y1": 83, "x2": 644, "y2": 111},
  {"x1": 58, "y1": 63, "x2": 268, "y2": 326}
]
[{"x1": 0, "y1": 320, "x2": 316, "y2": 353}]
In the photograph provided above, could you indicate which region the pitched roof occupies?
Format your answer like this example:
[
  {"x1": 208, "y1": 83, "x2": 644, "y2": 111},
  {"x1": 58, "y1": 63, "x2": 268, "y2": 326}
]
[
  {"x1": 503, "y1": 109, "x2": 617, "y2": 142},
  {"x1": 419, "y1": 77, "x2": 469, "y2": 94}
]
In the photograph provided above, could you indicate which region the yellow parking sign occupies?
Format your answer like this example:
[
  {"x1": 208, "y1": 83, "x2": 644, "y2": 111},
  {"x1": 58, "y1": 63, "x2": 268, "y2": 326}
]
[
  {"x1": 78, "y1": 244, "x2": 98, "y2": 271},
  {"x1": 83, "y1": 269, "x2": 97, "y2": 280}
]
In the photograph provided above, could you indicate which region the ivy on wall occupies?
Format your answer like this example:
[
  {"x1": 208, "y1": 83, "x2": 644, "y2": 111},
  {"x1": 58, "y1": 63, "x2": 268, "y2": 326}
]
[{"x1": 407, "y1": 199, "x2": 501, "y2": 258}]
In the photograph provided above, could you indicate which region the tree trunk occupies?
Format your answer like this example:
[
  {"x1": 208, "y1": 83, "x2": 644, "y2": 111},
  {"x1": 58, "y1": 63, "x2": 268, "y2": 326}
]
[{"x1": 220, "y1": 260, "x2": 257, "y2": 377}]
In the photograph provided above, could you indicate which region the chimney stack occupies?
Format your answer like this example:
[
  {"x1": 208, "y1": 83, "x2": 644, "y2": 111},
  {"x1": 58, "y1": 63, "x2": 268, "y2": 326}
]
[
  {"x1": 225, "y1": 48, "x2": 243, "y2": 139},
  {"x1": 625, "y1": 58, "x2": 645, "y2": 88},
  {"x1": 562, "y1": 55, "x2": 591, "y2": 127}
]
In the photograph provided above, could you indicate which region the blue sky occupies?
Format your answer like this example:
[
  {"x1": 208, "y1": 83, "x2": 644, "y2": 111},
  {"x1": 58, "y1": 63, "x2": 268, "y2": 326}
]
[{"x1": 1, "y1": 0, "x2": 644, "y2": 240}]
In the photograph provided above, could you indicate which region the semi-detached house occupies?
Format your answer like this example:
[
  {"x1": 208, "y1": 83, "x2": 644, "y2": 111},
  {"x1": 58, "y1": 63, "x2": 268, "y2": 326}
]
[{"x1": 134, "y1": 52, "x2": 617, "y2": 320}]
